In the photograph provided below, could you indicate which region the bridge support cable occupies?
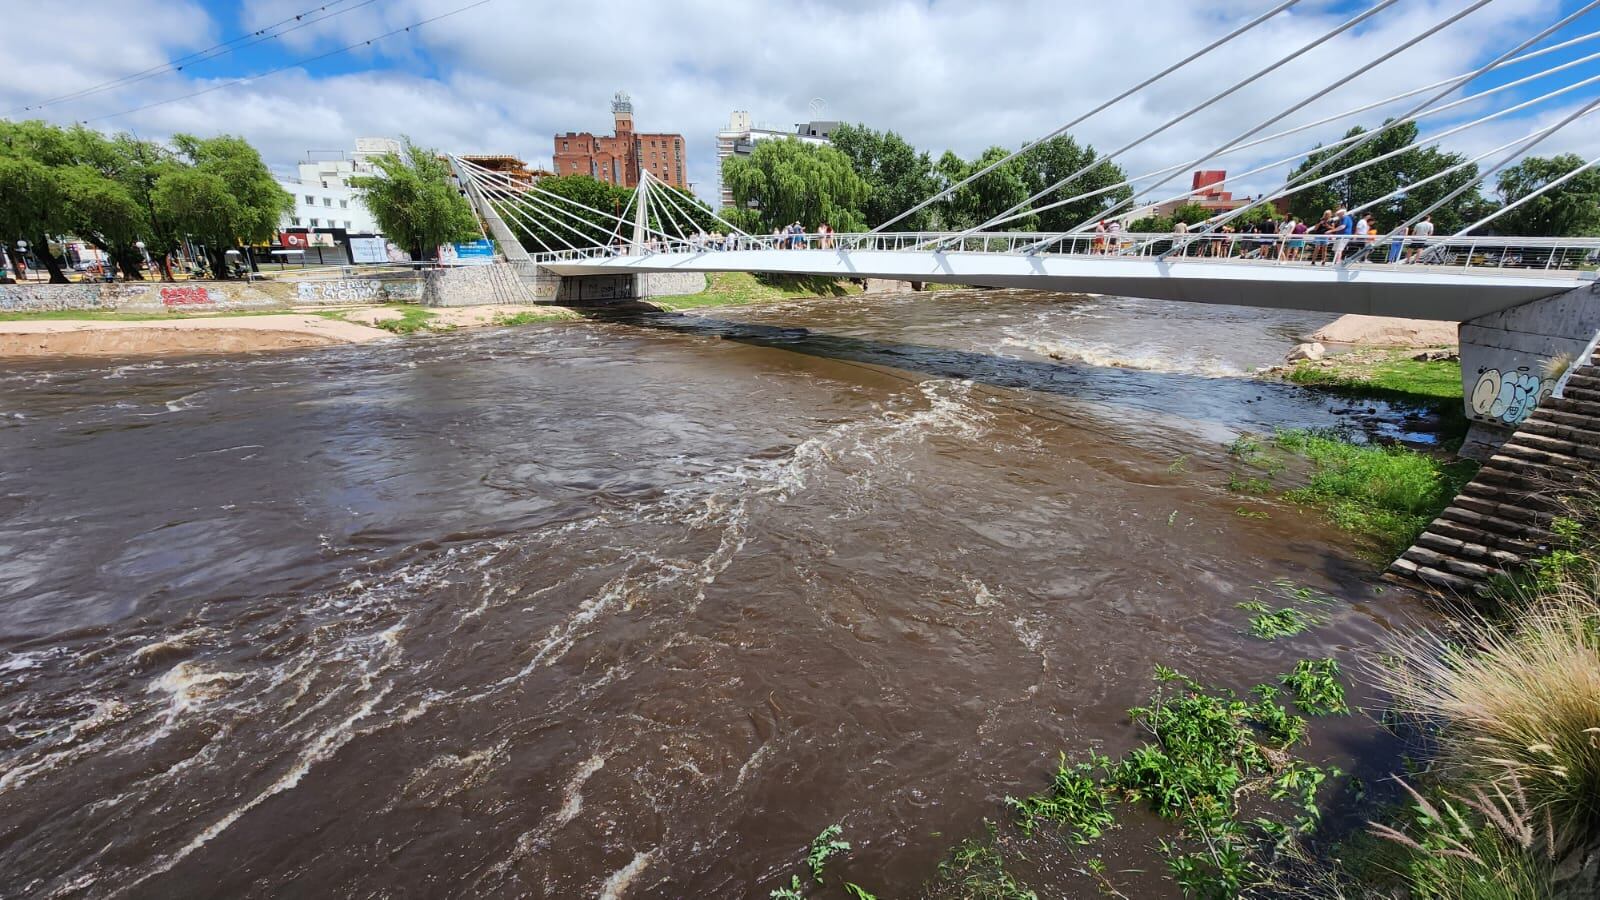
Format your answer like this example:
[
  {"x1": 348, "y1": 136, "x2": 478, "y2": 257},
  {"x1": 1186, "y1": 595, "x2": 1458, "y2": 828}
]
[
  {"x1": 1185, "y1": 0, "x2": 1600, "y2": 255},
  {"x1": 1109, "y1": 68, "x2": 1600, "y2": 256},
  {"x1": 982, "y1": 41, "x2": 1600, "y2": 242},
  {"x1": 1453, "y1": 155, "x2": 1600, "y2": 238},
  {"x1": 451, "y1": 155, "x2": 550, "y2": 257},
  {"x1": 455, "y1": 156, "x2": 683, "y2": 249},
  {"x1": 604, "y1": 190, "x2": 637, "y2": 250},
  {"x1": 929, "y1": 0, "x2": 1406, "y2": 253},
  {"x1": 1078, "y1": 0, "x2": 1495, "y2": 256},
  {"x1": 871, "y1": 0, "x2": 1302, "y2": 236},
  {"x1": 1344, "y1": 118, "x2": 1600, "y2": 224},
  {"x1": 1342, "y1": 91, "x2": 1600, "y2": 266},
  {"x1": 640, "y1": 169, "x2": 749, "y2": 238}
]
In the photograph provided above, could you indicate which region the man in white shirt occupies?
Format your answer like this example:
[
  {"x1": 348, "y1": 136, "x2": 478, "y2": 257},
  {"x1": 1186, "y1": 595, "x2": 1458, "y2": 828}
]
[{"x1": 1409, "y1": 214, "x2": 1435, "y2": 260}]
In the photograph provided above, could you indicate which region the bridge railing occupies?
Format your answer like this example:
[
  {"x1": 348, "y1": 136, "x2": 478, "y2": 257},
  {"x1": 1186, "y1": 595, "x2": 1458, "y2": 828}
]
[{"x1": 528, "y1": 232, "x2": 1600, "y2": 276}]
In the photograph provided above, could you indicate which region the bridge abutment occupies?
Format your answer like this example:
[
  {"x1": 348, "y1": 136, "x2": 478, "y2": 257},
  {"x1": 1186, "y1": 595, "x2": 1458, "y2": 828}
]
[{"x1": 1457, "y1": 279, "x2": 1600, "y2": 458}]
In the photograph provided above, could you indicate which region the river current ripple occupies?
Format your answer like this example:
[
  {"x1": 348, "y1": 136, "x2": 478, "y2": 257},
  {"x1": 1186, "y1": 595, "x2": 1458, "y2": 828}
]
[{"x1": 0, "y1": 290, "x2": 1433, "y2": 897}]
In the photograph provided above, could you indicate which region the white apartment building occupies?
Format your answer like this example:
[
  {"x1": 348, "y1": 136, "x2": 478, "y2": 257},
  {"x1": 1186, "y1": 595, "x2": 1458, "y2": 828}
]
[
  {"x1": 714, "y1": 112, "x2": 837, "y2": 208},
  {"x1": 275, "y1": 137, "x2": 400, "y2": 235}
]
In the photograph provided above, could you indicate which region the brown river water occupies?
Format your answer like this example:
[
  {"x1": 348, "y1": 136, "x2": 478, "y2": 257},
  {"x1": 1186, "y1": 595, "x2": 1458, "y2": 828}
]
[{"x1": 0, "y1": 289, "x2": 1442, "y2": 898}]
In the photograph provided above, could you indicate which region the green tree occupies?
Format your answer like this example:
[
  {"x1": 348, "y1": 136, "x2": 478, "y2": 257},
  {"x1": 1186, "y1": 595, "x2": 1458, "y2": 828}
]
[
  {"x1": 829, "y1": 123, "x2": 938, "y2": 230},
  {"x1": 1023, "y1": 135, "x2": 1131, "y2": 233},
  {"x1": 932, "y1": 147, "x2": 1037, "y2": 231},
  {"x1": 506, "y1": 175, "x2": 630, "y2": 251},
  {"x1": 160, "y1": 133, "x2": 292, "y2": 277},
  {"x1": 350, "y1": 139, "x2": 477, "y2": 261},
  {"x1": 722, "y1": 138, "x2": 868, "y2": 233},
  {"x1": 1492, "y1": 154, "x2": 1600, "y2": 236},
  {"x1": 0, "y1": 120, "x2": 79, "y2": 282},
  {"x1": 1167, "y1": 202, "x2": 1214, "y2": 228},
  {"x1": 1285, "y1": 120, "x2": 1481, "y2": 233}
]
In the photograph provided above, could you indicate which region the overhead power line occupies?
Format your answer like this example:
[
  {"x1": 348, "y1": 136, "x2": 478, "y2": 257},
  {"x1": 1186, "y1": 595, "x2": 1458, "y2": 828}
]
[
  {"x1": 81, "y1": 0, "x2": 494, "y2": 124},
  {"x1": 12, "y1": 0, "x2": 382, "y2": 115}
]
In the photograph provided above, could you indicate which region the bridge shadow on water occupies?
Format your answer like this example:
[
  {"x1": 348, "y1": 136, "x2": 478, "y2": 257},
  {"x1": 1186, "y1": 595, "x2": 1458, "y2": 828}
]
[{"x1": 575, "y1": 303, "x2": 1441, "y2": 446}]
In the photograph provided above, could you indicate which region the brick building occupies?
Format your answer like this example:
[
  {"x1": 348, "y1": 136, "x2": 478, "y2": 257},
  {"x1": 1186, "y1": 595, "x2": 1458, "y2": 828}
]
[
  {"x1": 553, "y1": 92, "x2": 687, "y2": 189},
  {"x1": 1152, "y1": 170, "x2": 1250, "y2": 218}
]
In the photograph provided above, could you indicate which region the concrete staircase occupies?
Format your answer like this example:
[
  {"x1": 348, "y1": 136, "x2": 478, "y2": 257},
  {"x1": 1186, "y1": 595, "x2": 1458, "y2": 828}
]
[{"x1": 1390, "y1": 345, "x2": 1600, "y2": 593}]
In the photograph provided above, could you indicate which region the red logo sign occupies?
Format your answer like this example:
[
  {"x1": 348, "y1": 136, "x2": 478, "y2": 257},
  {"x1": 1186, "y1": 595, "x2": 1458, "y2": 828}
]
[{"x1": 280, "y1": 232, "x2": 311, "y2": 249}]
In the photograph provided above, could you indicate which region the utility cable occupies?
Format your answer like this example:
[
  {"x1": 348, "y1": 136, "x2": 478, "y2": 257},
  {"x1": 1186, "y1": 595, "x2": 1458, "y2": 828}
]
[{"x1": 84, "y1": 0, "x2": 495, "y2": 123}]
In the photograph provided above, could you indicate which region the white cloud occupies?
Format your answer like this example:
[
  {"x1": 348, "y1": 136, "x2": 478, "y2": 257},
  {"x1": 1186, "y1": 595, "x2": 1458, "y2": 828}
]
[{"x1": 2, "y1": 0, "x2": 1597, "y2": 210}]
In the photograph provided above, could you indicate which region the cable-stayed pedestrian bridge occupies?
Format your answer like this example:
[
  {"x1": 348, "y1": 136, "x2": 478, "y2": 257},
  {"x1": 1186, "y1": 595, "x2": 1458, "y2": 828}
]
[{"x1": 531, "y1": 231, "x2": 1600, "y2": 323}]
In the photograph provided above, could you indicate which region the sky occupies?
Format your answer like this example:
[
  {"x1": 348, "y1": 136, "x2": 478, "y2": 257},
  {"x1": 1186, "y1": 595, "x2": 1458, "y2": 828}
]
[{"x1": 2, "y1": 0, "x2": 1598, "y2": 210}]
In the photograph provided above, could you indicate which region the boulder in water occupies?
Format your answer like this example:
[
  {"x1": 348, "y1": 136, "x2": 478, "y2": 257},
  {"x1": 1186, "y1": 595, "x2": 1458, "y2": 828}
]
[{"x1": 1286, "y1": 342, "x2": 1326, "y2": 362}]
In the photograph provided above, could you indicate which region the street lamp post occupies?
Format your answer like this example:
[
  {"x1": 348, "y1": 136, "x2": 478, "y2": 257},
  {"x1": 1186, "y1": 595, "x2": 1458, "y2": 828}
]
[{"x1": 16, "y1": 241, "x2": 29, "y2": 281}]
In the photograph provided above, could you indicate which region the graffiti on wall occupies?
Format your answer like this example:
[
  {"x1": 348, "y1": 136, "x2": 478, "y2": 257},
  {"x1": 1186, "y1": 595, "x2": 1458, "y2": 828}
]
[
  {"x1": 0, "y1": 285, "x2": 106, "y2": 311},
  {"x1": 161, "y1": 286, "x2": 219, "y2": 307},
  {"x1": 1470, "y1": 366, "x2": 1554, "y2": 425},
  {"x1": 295, "y1": 280, "x2": 385, "y2": 304}
]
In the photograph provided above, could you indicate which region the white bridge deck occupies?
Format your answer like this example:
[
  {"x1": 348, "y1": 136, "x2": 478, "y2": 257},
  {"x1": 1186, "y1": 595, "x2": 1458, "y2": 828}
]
[{"x1": 537, "y1": 233, "x2": 1599, "y2": 322}]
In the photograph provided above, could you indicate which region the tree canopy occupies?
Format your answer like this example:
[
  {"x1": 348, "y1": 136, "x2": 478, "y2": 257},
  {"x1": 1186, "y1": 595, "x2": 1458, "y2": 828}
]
[
  {"x1": 829, "y1": 124, "x2": 939, "y2": 230},
  {"x1": 350, "y1": 140, "x2": 478, "y2": 260},
  {"x1": 720, "y1": 126, "x2": 1128, "y2": 237},
  {"x1": 723, "y1": 138, "x2": 869, "y2": 233},
  {"x1": 1285, "y1": 120, "x2": 1483, "y2": 233},
  {"x1": 1491, "y1": 154, "x2": 1600, "y2": 237},
  {"x1": 0, "y1": 120, "x2": 286, "y2": 281}
]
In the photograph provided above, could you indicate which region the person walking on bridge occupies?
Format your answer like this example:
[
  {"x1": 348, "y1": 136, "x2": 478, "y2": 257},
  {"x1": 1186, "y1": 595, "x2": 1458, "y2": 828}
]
[
  {"x1": 1309, "y1": 210, "x2": 1334, "y2": 265},
  {"x1": 1331, "y1": 207, "x2": 1355, "y2": 264},
  {"x1": 1408, "y1": 214, "x2": 1435, "y2": 261}
]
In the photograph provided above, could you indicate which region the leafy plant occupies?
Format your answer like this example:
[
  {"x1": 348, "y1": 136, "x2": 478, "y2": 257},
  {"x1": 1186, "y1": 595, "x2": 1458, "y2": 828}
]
[
  {"x1": 1239, "y1": 604, "x2": 1321, "y2": 640},
  {"x1": 807, "y1": 824, "x2": 850, "y2": 882},
  {"x1": 1281, "y1": 658, "x2": 1350, "y2": 715},
  {"x1": 1007, "y1": 753, "x2": 1116, "y2": 843},
  {"x1": 931, "y1": 832, "x2": 1038, "y2": 900},
  {"x1": 769, "y1": 874, "x2": 805, "y2": 899}
]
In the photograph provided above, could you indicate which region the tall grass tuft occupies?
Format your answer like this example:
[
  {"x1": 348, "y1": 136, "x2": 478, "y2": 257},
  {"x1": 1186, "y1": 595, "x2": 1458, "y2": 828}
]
[{"x1": 1378, "y1": 478, "x2": 1600, "y2": 851}]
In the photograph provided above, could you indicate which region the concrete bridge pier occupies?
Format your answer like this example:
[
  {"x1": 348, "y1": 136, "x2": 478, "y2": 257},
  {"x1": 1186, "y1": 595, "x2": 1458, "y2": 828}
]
[{"x1": 1457, "y1": 279, "x2": 1600, "y2": 457}]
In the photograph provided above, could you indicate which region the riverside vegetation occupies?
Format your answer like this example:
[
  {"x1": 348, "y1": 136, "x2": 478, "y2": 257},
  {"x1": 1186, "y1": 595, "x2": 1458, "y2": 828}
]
[{"x1": 753, "y1": 353, "x2": 1596, "y2": 897}]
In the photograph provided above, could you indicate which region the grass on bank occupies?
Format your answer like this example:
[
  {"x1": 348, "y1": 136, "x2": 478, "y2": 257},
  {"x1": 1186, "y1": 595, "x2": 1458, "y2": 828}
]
[
  {"x1": 650, "y1": 271, "x2": 863, "y2": 311},
  {"x1": 1273, "y1": 428, "x2": 1478, "y2": 558},
  {"x1": 1284, "y1": 350, "x2": 1469, "y2": 446}
]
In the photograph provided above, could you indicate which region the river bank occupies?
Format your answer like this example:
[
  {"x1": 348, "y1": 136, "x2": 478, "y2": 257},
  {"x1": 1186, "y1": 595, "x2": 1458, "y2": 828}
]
[{"x1": 0, "y1": 303, "x2": 587, "y2": 357}]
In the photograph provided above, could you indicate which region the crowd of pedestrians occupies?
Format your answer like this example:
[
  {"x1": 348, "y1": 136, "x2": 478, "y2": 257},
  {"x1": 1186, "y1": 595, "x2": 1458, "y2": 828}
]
[{"x1": 1086, "y1": 210, "x2": 1438, "y2": 265}]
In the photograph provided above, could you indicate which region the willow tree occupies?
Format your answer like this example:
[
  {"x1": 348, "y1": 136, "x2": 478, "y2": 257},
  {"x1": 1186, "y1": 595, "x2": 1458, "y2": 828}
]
[
  {"x1": 722, "y1": 137, "x2": 868, "y2": 233},
  {"x1": 351, "y1": 139, "x2": 478, "y2": 261},
  {"x1": 1493, "y1": 154, "x2": 1600, "y2": 236}
]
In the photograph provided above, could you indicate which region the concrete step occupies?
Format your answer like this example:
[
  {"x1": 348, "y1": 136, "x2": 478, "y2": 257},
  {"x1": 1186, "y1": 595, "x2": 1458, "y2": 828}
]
[
  {"x1": 1458, "y1": 480, "x2": 1565, "y2": 515},
  {"x1": 1415, "y1": 530, "x2": 1524, "y2": 568},
  {"x1": 1496, "y1": 441, "x2": 1589, "y2": 470},
  {"x1": 1452, "y1": 492, "x2": 1553, "y2": 526},
  {"x1": 1563, "y1": 385, "x2": 1600, "y2": 404},
  {"x1": 1475, "y1": 464, "x2": 1567, "y2": 492},
  {"x1": 1528, "y1": 407, "x2": 1600, "y2": 433},
  {"x1": 1388, "y1": 556, "x2": 1480, "y2": 594},
  {"x1": 1433, "y1": 511, "x2": 1547, "y2": 555},
  {"x1": 1542, "y1": 396, "x2": 1600, "y2": 418},
  {"x1": 1516, "y1": 424, "x2": 1600, "y2": 457},
  {"x1": 1399, "y1": 545, "x2": 1495, "y2": 581},
  {"x1": 1564, "y1": 372, "x2": 1600, "y2": 392}
]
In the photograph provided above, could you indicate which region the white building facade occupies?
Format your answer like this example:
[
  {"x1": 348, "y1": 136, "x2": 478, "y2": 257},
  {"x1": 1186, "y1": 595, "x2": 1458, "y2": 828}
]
[
  {"x1": 714, "y1": 112, "x2": 836, "y2": 208},
  {"x1": 274, "y1": 137, "x2": 401, "y2": 235}
]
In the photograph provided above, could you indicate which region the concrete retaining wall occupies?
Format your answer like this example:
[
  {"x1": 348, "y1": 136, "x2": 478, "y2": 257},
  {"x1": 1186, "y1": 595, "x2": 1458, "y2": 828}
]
[
  {"x1": 1459, "y1": 280, "x2": 1600, "y2": 454},
  {"x1": 637, "y1": 272, "x2": 707, "y2": 298},
  {"x1": 421, "y1": 263, "x2": 528, "y2": 307},
  {"x1": 0, "y1": 281, "x2": 287, "y2": 313}
]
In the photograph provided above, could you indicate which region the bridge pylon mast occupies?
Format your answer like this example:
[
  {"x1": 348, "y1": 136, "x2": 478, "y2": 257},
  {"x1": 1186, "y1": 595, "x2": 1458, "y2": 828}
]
[{"x1": 632, "y1": 173, "x2": 651, "y2": 253}]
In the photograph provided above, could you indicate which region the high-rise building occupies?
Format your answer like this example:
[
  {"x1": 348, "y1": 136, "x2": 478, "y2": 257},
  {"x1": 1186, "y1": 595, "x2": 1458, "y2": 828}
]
[
  {"x1": 1151, "y1": 171, "x2": 1250, "y2": 218},
  {"x1": 714, "y1": 111, "x2": 838, "y2": 208},
  {"x1": 552, "y1": 92, "x2": 687, "y2": 189}
]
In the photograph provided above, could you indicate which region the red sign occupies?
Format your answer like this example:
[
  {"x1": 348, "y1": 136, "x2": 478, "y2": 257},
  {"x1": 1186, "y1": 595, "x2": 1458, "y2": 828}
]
[{"x1": 280, "y1": 232, "x2": 311, "y2": 250}]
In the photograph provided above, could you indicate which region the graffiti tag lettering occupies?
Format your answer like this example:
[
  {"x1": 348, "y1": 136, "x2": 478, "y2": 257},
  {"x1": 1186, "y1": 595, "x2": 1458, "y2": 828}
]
[
  {"x1": 161, "y1": 286, "x2": 214, "y2": 306},
  {"x1": 1470, "y1": 367, "x2": 1552, "y2": 425},
  {"x1": 295, "y1": 280, "x2": 384, "y2": 303}
]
